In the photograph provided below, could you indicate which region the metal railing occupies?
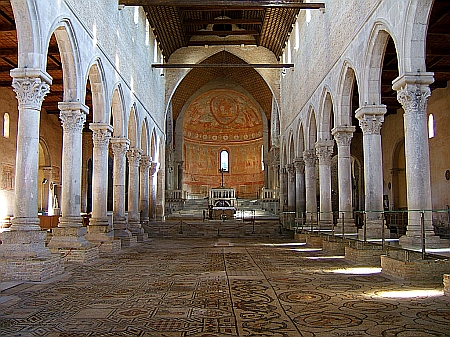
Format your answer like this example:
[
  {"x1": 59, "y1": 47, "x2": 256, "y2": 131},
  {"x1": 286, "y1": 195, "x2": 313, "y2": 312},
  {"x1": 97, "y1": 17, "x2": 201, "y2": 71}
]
[{"x1": 280, "y1": 208, "x2": 450, "y2": 260}]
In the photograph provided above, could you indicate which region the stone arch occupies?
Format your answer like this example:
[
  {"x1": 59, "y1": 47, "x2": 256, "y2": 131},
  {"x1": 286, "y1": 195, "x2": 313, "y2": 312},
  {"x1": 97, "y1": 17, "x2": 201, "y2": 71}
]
[
  {"x1": 150, "y1": 130, "x2": 157, "y2": 161},
  {"x1": 128, "y1": 104, "x2": 139, "y2": 148},
  {"x1": 305, "y1": 105, "x2": 317, "y2": 150},
  {"x1": 297, "y1": 123, "x2": 305, "y2": 158},
  {"x1": 288, "y1": 130, "x2": 295, "y2": 164},
  {"x1": 11, "y1": 0, "x2": 45, "y2": 68},
  {"x1": 403, "y1": 0, "x2": 434, "y2": 73},
  {"x1": 337, "y1": 62, "x2": 360, "y2": 126},
  {"x1": 318, "y1": 88, "x2": 334, "y2": 141},
  {"x1": 38, "y1": 137, "x2": 51, "y2": 167},
  {"x1": 111, "y1": 85, "x2": 126, "y2": 137},
  {"x1": 47, "y1": 19, "x2": 80, "y2": 102},
  {"x1": 364, "y1": 21, "x2": 399, "y2": 105},
  {"x1": 87, "y1": 60, "x2": 108, "y2": 124},
  {"x1": 141, "y1": 120, "x2": 149, "y2": 156}
]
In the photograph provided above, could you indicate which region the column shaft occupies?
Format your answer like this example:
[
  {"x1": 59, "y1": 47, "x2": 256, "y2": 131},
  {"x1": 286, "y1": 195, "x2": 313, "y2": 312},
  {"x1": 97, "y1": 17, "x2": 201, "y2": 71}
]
[
  {"x1": 139, "y1": 156, "x2": 152, "y2": 224},
  {"x1": 303, "y1": 150, "x2": 317, "y2": 223},
  {"x1": 316, "y1": 140, "x2": 334, "y2": 224},
  {"x1": 287, "y1": 164, "x2": 296, "y2": 212},
  {"x1": 294, "y1": 158, "x2": 305, "y2": 215}
]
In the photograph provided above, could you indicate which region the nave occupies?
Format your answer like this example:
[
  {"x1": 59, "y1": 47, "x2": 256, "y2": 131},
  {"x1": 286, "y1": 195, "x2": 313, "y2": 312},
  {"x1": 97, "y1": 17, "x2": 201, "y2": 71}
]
[{"x1": 1, "y1": 233, "x2": 449, "y2": 336}]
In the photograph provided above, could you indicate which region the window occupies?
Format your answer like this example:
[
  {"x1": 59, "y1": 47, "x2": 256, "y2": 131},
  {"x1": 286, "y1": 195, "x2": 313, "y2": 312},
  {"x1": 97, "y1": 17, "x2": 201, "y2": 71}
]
[
  {"x1": 428, "y1": 114, "x2": 435, "y2": 139},
  {"x1": 261, "y1": 145, "x2": 264, "y2": 171},
  {"x1": 220, "y1": 150, "x2": 229, "y2": 172},
  {"x1": 3, "y1": 113, "x2": 9, "y2": 138}
]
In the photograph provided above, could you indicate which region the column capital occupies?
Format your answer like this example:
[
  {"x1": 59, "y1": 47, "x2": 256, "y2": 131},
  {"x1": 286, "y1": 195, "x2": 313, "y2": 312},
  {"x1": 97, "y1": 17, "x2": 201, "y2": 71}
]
[
  {"x1": 140, "y1": 155, "x2": 152, "y2": 170},
  {"x1": 393, "y1": 73, "x2": 434, "y2": 117},
  {"x1": 90, "y1": 123, "x2": 113, "y2": 148},
  {"x1": 59, "y1": 102, "x2": 89, "y2": 133},
  {"x1": 303, "y1": 149, "x2": 316, "y2": 167},
  {"x1": 111, "y1": 137, "x2": 130, "y2": 157},
  {"x1": 332, "y1": 126, "x2": 355, "y2": 147},
  {"x1": 293, "y1": 158, "x2": 305, "y2": 173},
  {"x1": 10, "y1": 68, "x2": 52, "y2": 110},
  {"x1": 127, "y1": 147, "x2": 142, "y2": 167},
  {"x1": 355, "y1": 105, "x2": 386, "y2": 135},
  {"x1": 315, "y1": 140, "x2": 334, "y2": 165}
]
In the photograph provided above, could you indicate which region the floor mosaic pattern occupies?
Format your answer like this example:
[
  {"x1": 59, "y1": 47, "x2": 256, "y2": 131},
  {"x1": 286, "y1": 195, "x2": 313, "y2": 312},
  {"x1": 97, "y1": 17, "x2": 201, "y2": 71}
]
[{"x1": 1, "y1": 237, "x2": 449, "y2": 336}]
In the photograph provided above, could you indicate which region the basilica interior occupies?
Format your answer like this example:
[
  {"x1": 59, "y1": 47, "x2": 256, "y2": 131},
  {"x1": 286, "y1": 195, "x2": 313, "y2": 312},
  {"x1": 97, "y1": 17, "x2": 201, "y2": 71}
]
[{"x1": 0, "y1": 0, "x2": 450, "y2": 336}]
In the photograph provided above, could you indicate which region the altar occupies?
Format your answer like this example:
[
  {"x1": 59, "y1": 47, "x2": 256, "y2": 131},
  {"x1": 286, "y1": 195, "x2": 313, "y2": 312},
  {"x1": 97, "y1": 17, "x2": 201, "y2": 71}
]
[{"x1": 208, "y1": 187, "x2": 236, "y2": 220}]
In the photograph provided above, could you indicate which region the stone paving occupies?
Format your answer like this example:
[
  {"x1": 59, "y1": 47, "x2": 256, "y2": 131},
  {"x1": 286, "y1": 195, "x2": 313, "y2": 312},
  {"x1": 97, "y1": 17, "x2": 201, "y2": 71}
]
[{"x1": 0, "y1": 237, "x2": 449, "y2": 336}]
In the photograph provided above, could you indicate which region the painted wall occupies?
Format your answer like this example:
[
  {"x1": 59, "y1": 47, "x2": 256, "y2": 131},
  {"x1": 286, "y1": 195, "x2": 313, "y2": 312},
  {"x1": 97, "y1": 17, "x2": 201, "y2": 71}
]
[{"x1": 183, "y1": 89, "x2": 264, "y2": 198}]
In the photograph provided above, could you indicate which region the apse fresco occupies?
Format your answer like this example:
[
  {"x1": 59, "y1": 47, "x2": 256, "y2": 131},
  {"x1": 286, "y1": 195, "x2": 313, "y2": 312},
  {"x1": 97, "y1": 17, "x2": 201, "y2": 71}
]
[{"x1": 183, "y1": 89, "x2": 264, "y2": 198}]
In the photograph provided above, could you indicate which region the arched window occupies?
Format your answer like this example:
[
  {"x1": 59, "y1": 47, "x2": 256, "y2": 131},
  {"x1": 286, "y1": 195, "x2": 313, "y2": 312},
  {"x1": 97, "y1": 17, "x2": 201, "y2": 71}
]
[
  {"x1": 428, "y1": 114, "x2": 435, "y2": 139},
  {"x1": 3, "y1": 113, "x2": 9, "y2": 138},
  {"x1": 220, "y1": 150, "x2": 229, "y2": 172}
]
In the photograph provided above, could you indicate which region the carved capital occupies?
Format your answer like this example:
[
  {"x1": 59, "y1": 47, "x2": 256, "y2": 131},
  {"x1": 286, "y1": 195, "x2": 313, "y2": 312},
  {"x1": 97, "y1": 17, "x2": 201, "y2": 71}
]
[
  {"x1": 396, "y1": 85, "x2": 431, "y2": 116},
  {"x1": 10, "y1": 69, "x2": 52, "y2": 110},
  {"x1": 111, "y1": 137, "x2": 130, "y2": 157},
  {"x1": 303, "y1": 149, "x2": 316, "y2": 167},
  {"x1": 59, "y1": 107, "x2": 87, "y2": 133},
  {"x1": 315, "y1": 141, "x2": 334, "y2": 165},
  {"x1": 140, "y1": 155, "x2": 152, "y2": 171},
  {"x1": 293, "y1": 158, "x2": 305, "y2": 173},
  {"x1": 332, "y1": 126, "x2": 355, "y2": 147},
  {"x1": 90, "y1": 123, "x2": 113, "y2": 148},
  {"x1": 127, "y1": 147, "x2": 142, "y2": 167},
  {"x1": 357, "y1": 114, "x2": 384, "y2": 135}
]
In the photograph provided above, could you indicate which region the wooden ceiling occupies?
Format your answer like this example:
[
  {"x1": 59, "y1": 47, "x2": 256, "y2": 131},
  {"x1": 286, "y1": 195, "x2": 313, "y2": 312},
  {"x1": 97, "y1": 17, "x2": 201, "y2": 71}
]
[
  {"x1": 119, "y1": 0, "x2": 325, "y2": 61},
  {"x1": 0, "y1": 1, "x2": 448, "y2": 129}
]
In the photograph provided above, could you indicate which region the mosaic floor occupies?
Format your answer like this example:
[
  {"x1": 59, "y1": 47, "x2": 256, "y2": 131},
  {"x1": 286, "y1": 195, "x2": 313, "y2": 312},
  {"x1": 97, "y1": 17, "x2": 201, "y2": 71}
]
[{"x1": 1, "y1": 237, "x2": 449, "y2": 336}]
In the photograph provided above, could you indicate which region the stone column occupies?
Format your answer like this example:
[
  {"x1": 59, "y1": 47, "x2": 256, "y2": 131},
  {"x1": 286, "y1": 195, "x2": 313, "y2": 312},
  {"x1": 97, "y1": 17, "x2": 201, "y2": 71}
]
[
  {"x1": 156, "y1": 163, "x2": 165, "y2": 219},
  {"x1": 127, "y1": 147, "x2": 145, "y2": 240},
  {"x1": 0, "y1": 69, "x2": 64, "y2": 281},
  {"x1": 85, "y1": 123, "x2": 119, "y2": 253},
  {"x1": 280, "y1": 167, "x2": 288, "y2": 211},
  {"x1": 139, "y1": 155, "x2": 152, "y2": 225},
  {"x1": 294, "y1": 158, "x2": 305, "y2": 216},
  {"x1": 303, "y1": 150, "x2": 317, "y2": 223},
  {"x1": 42, "y1": 166, "x2": 53, "y2": 213},
  {"x1": 110, "y1": 137, "x2": 134, "y2": 246},
  {"x1": 393, "y1": 73, "x2": 441, "y2": 248},
  {"x1": 150, "y1": 161, "x2": 159, "y2": 219},
  {"x1": 286, "y1": 164, "x2": 296, "y2": 213},
  {"x1": 332, "y1": 126, "x2": 355, "y2": 228},
  {"x1": 48, "y1": 102, "x2": 100, "y2": 262},
  {"x1": 316, "y1": 140, "x2": 334, "y2": 226},
  {"x1": 355, "y1": 105, "x2": 387, "y2": 238}
]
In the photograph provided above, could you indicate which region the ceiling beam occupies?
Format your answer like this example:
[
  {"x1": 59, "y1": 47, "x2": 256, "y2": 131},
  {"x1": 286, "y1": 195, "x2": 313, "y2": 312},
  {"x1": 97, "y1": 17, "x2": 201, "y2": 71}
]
[
  {"x1": 152, "y1": 63, "x2": 294, "y2": 68},
  {"x1": 121, "y1": 0, "x2": 325, "y2": 9},
  {"x1": 188, "y1": 40, "x2": 256, "y2": 46},
  {"x1": 186, "y1": 30, "x2": 259, "y2": 36},
  {"x1": 183, "y1": 18, "x2": 263, "y2": 25}
]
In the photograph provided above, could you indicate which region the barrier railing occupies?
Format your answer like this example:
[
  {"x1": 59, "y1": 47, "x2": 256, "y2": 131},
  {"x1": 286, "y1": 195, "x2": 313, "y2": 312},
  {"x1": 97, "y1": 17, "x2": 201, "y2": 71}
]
[{"x1": 281, "y1": 208, "x2": 450, "y2": 259}]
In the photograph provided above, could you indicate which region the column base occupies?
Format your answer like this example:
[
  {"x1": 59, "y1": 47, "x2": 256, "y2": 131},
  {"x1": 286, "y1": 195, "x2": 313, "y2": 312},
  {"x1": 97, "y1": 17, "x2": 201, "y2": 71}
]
[
  {"x1": 58, "y1": 216, "x2": 84, "y2": 228},
  {"x1": 129, "y1": 220, "x2": 148, "y2": 242},
  {"x1": 48, "y1": 227, "x2": 99, "y2": 263},
  {"x1": 85, "y1": 224, "x2": 121, "y2": 255},
  {"x1": 0, "y1": 230, "x2": 64, "y2": 282},
  {"x1": 358, "y1": 219, "x2": 390, "y2": 240},
  {"x1": 114, "y1": 227, "x2": 137, "y2": 247},
  {"x1": 399, "y1": 234, "x2": 444, "y2": 249}
]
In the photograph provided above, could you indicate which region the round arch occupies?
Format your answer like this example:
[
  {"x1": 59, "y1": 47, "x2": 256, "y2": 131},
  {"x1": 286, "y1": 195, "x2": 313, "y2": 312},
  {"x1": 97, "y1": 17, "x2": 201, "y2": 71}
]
[
  {"x1": 111, "y1": 85, "x2": 126, "y2": 137},
  {"x1": 318, "y1": 88, "x2": 334, "y2": 141},
  {"x1": 87, "y1": 60, "x2": 108, "y2": 124}
]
